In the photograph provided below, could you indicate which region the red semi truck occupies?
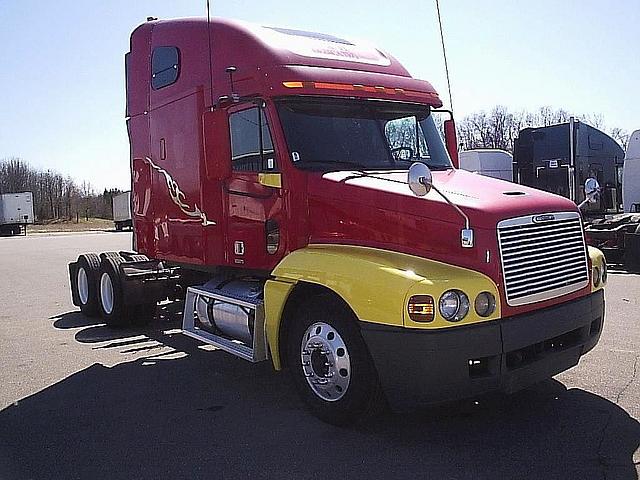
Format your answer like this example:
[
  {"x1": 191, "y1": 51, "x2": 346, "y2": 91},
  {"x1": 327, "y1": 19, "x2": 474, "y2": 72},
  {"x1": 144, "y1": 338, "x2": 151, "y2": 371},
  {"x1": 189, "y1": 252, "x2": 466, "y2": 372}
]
[{"x1": 69, "y1": 18, "x2": 606, "y2": 424}]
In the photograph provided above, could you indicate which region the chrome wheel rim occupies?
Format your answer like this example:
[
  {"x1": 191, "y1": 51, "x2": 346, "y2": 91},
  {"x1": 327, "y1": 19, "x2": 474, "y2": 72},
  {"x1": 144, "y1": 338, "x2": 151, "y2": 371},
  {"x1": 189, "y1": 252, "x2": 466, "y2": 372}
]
[
  {"x1": 301, "y1": 322, "x2": 351, "y2": 402},
  {"x1": 100, "y1": 272, "x2": 114, "y2": 315},
  {"x1": 77, "y1": 267, "x2": 89, "y2": 305}
]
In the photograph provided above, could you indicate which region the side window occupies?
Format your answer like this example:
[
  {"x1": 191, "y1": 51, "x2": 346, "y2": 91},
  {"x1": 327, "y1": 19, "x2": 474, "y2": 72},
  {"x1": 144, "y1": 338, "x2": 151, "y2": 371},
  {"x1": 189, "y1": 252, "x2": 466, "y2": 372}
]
[
  {"x1": 229, "y1": 107, "x2": 276, "y2": 172},
  {"x1": 151, "y1": 46, "x2": 180, "y2": 90},
  {"x1": 385, "y1": 116, "x2": 429, "y2": 161}
]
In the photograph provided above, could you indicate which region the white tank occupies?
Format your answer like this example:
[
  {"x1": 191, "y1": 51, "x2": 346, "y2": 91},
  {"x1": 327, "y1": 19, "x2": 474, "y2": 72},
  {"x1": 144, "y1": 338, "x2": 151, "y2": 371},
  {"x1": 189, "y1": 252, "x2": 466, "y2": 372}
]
[
  {"x1": 622, "y1": 130, "x2": 640, "y2": 213},
  {"x1": 459, "y1": 149, "x2": 514, "y2": 182}
]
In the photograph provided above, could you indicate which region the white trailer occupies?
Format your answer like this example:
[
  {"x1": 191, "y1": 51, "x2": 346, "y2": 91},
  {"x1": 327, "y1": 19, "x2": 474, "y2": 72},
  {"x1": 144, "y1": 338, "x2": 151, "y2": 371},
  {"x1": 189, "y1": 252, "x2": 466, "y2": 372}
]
[
  {"x1": 0, "y1": 192, "x2": 34, "y2": 235},
  {"x1": 458, "y1": 149, "x2": 514, "y2": 182},
  {"x1": 112, "y1": 191, "x2": 132, "y2": 231},
  {"x1": 622, "y1": 130, "x2": 640, "y2": 213}
]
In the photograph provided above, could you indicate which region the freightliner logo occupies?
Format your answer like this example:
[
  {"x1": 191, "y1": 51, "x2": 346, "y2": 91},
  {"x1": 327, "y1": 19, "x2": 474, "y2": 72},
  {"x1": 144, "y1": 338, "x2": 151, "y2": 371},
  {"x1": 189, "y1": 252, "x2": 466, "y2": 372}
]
[{"x1": 532, "y1": 214, "x2": 556, "y2": 223}]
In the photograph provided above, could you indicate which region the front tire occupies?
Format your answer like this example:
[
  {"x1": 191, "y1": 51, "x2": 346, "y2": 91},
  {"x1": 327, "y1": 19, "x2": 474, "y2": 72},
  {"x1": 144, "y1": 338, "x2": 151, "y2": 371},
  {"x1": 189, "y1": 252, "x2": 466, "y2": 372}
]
[{"x1": 286, "y1": 295, "x2": 386, "y2": 425}]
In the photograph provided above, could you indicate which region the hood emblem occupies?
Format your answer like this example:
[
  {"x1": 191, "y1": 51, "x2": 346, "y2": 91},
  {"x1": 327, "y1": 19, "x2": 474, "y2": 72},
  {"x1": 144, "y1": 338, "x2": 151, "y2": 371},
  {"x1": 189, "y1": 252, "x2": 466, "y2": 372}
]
[{"x1": 532, "y1": 214, "x2": 556, "y2": 223}]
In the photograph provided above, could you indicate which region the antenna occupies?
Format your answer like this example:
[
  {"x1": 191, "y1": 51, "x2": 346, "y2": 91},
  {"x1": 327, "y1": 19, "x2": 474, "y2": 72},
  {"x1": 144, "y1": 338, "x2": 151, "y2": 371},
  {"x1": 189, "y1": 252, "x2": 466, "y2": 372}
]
[
  {"x1": 206, "y1": 0, "x2": 214, "y2": 110},
  {"x1": 435, "y1": 0, "x2": 454, "y2": 112}
]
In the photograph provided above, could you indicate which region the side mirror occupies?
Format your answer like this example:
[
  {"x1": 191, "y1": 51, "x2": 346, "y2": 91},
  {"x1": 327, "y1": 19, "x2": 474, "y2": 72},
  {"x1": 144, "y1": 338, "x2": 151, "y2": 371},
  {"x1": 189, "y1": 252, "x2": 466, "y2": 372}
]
[
  {"x1": 408, "y1": 162, "x2": 433, "y2": 197},
  {"x1": 202, "y1": 108, "x2": 232, "y2": 181},
  {"x1": 444, "y1": 119, "x2": 459, "y2": 169},
  {"x1": 584, "y1": 177, "x2": 600, "y2": 204}
]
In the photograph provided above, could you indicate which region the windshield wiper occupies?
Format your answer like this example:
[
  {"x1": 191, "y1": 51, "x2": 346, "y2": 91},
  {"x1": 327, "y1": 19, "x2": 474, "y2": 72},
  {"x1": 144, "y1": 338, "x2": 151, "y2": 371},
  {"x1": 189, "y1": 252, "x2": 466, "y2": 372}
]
[
  {"x1": 392, "y1": 158, "x2": 452, "y2": 171},
  {"x1": 299, "y1": 160, "x2": 371, "y2": 170}
]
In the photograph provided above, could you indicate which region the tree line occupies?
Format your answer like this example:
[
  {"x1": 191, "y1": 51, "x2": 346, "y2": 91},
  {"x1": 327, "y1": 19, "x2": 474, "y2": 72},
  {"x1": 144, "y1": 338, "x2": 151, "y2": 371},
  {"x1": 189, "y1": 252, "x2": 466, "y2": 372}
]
[
  {"x1": 455, "y1": 105, "x2": 630, "y2": 153},
  {"x1": 0, "y1": 157, "x2": 123, "y2": 221}
]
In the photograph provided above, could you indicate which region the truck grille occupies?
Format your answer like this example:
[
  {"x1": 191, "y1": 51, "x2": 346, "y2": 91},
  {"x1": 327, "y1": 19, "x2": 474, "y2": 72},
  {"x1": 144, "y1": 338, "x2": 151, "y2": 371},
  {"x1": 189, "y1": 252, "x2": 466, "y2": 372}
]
[{"x1": 497, "y1": 212, "x2": 589, "y2": 306}]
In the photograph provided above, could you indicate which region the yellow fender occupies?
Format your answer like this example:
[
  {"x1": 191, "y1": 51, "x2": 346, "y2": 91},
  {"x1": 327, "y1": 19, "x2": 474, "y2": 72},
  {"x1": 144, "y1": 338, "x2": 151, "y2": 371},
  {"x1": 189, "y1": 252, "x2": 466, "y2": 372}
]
[
  {"x1": 588, "y1": 246, "x2": 606, "y2": 292},
  {"x1": 264, "y1": 244, "x2": 501, "y2": 370}
]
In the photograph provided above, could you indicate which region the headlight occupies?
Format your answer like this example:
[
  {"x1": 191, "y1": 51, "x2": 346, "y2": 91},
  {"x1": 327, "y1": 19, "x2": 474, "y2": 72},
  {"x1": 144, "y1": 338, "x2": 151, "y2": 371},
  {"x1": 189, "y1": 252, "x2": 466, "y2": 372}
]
[
  {"x1": 593, "y1": 266, "x2": 601, "y2": 287},
  {"x1": 474, "y1": 292, "x2": 496, "y2": 317},
  {"x1": 439, "y1": 290, "x2": 470, "y2": 322},
  {"x1": 602, "y1": 260, "x2": 607, "y2": 284}
]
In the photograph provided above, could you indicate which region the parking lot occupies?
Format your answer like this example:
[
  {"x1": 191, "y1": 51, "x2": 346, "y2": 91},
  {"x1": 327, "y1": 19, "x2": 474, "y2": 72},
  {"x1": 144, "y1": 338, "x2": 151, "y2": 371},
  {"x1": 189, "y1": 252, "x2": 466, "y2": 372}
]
[{"x1": 0, "y1": 232, "x2": 638, "y2": 480}]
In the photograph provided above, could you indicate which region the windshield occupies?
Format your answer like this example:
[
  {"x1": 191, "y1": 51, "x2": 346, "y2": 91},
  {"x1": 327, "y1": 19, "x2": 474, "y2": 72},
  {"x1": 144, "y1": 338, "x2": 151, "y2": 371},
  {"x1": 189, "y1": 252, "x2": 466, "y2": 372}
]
[{"x1": 275, "y1": 97, "x2": 452, "y2": 171}]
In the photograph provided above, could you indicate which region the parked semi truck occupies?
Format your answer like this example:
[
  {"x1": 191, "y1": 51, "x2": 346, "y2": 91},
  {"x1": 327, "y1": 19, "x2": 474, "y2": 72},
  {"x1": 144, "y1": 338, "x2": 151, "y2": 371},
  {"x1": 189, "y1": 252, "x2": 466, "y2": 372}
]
[
  {"x1": 0, "y1": 192, "x2": 34, "y2": 236},
  {"x1": 585, "y1": 130, "x2": 640, "y2": 269},
  {"x1": 68, "y1": 18, "x2": 606, "y2": 424},
  {"x1": 112, "y1": 191, "x2": 132, "y2": 231},
  {"x1": 459, "y1": 149, "x2": 513, "y2": 181},
  {"x1": 513, "y1": 118, "x2": 625, "y2": 216}
]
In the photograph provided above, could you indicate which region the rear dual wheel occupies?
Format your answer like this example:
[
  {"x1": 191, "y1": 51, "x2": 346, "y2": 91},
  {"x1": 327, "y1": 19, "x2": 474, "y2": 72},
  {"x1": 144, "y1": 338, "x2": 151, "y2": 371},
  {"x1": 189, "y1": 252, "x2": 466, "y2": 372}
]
[
  {"x1": 98, "y1": 255, "x2": 155, "y2": 327},
  {"x1": 73, "y1": 253, "x2": 101, "y2": 317}
]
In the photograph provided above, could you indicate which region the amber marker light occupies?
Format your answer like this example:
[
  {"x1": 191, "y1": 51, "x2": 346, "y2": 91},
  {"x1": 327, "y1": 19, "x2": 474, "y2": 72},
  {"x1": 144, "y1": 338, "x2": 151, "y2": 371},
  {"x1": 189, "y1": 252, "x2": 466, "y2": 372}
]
[
  {"x1": 282, "y1": 81, "x2": 438, "y2": 100},
  {"x1": 408, "y1": 295, "x2": 435, "y2": 322}
]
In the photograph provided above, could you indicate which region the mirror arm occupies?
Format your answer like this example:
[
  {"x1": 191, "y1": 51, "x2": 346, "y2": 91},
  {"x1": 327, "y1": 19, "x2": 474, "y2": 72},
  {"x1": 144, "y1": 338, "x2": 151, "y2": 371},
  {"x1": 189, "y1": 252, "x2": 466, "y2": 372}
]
[
  {"x1": 429, "y1": 183, "x2": 470, "y2": 231},
  {"x1": 425, "y1": 181, "x2": 474, "y2": 248}
]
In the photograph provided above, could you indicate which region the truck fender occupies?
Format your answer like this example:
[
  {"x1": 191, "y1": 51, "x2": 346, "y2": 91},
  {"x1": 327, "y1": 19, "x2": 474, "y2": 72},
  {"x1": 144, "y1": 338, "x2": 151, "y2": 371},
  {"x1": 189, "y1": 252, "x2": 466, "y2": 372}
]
[
  {"x1": 588, "y1": 246, "x2": 606, "y2": 292},
  {"x1": 264, "y1": 244, "x2": 500, "y2": 370}
]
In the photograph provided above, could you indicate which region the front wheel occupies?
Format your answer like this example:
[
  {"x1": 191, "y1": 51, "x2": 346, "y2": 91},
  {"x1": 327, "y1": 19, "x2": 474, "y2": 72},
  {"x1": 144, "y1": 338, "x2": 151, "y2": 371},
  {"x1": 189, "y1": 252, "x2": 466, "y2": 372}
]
[{"x1": 286, "y1": 296, "x2": 386, "y2": 425}]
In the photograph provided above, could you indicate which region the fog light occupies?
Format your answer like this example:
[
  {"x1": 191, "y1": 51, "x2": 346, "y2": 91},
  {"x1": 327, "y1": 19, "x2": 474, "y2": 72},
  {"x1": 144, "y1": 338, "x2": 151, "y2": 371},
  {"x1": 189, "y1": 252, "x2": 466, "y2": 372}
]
[
  {"x1": 474, "y1": 292, "x2": 496, "y2": 317},
  {"x1": 439, "y1": 290, "x2": 469, "y2": 322},
  {"x1": 593, "y1": 266, "x2": 601, "y2": 287},
  {"x1": 408, "y1": 295, "x2": 435, "y2": 322}
]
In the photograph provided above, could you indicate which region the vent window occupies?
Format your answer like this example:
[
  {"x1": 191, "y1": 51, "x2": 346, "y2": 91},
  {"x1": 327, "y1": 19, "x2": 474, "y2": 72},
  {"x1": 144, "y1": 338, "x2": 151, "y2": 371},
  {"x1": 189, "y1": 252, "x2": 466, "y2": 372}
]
[{"x1": 151, "y1": 46, "x2": 180, "y2": 90}]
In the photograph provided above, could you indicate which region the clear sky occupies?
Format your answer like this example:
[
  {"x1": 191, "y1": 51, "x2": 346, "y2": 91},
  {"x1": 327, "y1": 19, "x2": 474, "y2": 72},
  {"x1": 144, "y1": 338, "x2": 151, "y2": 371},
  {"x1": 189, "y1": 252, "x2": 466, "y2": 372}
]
[{"x1": 1, "y1": 0, "x2": 638, "y2": 191}]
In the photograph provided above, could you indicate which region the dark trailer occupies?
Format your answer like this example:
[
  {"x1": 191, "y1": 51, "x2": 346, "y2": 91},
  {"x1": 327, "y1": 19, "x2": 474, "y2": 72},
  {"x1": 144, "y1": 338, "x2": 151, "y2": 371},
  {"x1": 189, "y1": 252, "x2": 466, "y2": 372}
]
[{"x1": 513, "y1": 119, "x2": 625, "y2": 216}]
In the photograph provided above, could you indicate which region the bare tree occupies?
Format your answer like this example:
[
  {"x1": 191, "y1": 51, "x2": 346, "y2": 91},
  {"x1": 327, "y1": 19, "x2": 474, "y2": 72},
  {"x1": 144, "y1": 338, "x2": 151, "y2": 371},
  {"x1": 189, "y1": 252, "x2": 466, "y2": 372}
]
[
  {"x1": 0, "y1": 157, "x2": 121, "y2": 222},
  {"x1": 457, "y1": 106, "x2": 628, "y2": 153}
]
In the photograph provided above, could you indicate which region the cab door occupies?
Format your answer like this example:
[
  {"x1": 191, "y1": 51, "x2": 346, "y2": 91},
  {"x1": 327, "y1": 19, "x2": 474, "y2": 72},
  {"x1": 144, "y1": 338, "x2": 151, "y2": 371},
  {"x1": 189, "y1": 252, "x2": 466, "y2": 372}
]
[{"x1": 225, "y1": 103, "x2": 285, "y2": 270}]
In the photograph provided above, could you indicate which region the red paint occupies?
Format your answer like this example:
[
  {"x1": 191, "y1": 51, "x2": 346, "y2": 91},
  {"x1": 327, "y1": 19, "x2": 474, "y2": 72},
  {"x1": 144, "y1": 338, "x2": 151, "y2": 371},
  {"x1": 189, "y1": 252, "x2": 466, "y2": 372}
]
[{"x1": 126, "y1": 18, "x2": 591, "y2": 318}]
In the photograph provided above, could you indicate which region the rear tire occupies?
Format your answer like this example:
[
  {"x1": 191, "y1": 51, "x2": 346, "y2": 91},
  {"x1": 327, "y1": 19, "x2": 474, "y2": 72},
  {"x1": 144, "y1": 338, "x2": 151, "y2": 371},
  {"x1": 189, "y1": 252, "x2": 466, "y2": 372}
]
[
  {"x1": 73, "y1": 254, "x2": 101, "y2": 317},
  {"x1": 285, "y1": 295, "x2": 386, "y2": 425},
  {"x1": 98, "y1": 256, "x2": 131, "y2": 327}
]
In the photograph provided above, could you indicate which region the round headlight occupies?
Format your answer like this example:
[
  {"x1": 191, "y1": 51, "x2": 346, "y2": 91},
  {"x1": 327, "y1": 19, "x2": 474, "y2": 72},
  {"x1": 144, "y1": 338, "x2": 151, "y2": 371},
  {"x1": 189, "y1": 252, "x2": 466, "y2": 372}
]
[
  {"x1": 474, "y1": 292, "x2": 496, "y2": 317},
  {"x1": 439, "y1": 290, "x2": 470, "y2": 322},
  {"x1": 601, "y1": 260, "x2": 607, "y2": 284},
  {"x1": 593, "y1": 266, "x2": 601, "y2": 287}
]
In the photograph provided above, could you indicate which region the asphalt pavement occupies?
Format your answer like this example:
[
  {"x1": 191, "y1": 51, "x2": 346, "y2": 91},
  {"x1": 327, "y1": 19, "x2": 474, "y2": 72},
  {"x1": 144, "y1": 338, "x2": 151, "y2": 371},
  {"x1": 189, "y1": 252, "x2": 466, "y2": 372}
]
[{"x1": 0, "y1": 232, "x2": 638, "y2": 480}]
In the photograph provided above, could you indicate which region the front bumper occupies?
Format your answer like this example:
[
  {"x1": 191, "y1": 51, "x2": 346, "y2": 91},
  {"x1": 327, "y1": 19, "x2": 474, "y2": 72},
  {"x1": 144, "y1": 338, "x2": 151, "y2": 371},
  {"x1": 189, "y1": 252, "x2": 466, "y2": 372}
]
[{"x1": 360, "y1": 290, "x2": 604, "y2": 411}]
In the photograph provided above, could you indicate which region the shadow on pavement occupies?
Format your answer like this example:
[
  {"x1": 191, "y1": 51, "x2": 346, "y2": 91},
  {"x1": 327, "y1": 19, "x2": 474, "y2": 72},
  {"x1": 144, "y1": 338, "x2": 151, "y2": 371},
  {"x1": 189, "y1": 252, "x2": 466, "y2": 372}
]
[{"x1": 0, "y1": 310, "x2": 638, "y2": 480}]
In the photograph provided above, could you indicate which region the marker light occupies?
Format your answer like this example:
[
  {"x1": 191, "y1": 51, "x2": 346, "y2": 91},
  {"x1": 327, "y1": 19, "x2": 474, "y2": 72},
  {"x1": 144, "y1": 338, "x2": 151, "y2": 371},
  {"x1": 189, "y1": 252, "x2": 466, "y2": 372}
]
[
  {"x1": 439, "y1": 290, "x2": 470, "y2": 322},
  {"x1": 281, "y1": 81, "x2": 437, "y2": 100},
  {"x1": 407, "y1": 295, "x2": 435, "y2": 322},
  {"x1": 474, "y1": 292, "x2": 496, "y2": 317}
]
